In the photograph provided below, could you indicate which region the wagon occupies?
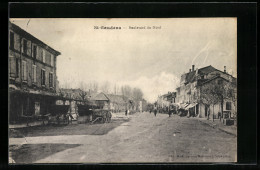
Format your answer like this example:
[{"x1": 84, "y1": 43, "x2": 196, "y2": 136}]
[
  {"x1": 77, "y1": 105, "x2": 112, "y2": 124},
  {"x1": 48, "y1": 105, "x2": 71, "y2": 125},
  {"x1": 91, "y1": 109, "x2": 112, "y2": 124}
]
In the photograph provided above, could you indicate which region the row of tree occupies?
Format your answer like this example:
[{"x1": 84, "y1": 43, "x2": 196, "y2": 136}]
[{"x1": 60, "y1": 81, "x2": 144, "y2": 103}]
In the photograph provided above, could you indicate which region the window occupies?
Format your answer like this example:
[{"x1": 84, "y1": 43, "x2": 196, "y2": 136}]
[
  {"x1": 42, "y1": 50, "x2": 46, "y2": 63},
  {"x1": 32, "y1": 65, "x2": 36, "y2": 83},
  {"x1": 49, "y1": 72, "x2": 53, "y2": 87},
  {"x1": 226, "y1": 102, "x2": 231, "y2": 110},
  {"x1": 51, "y1": 54, "x2": 54, "y2": 66},
  {"x1": 22, "y1": 60, "x2": 27, "y2": 81},
  {"x1": 41, "y1": 69, "x2": 46, "y2": 85},
  {"x1": 23, "y1": 39, "x2": 27, "y2": 54},
  {"x1": 33, "y1": 45, "x2": 37, "y2": 58},
  {"x1": 10, "y1": 32, "x2": 14, "y2": 50},
  {"x1": 16, "y1": 58, "x2": 19, "y2": 78}
]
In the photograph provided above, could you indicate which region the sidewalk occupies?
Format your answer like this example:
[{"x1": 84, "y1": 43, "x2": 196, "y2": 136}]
[
  {"x1": 196, "y1": 118, "x2": 237, "y2": 137},
  {"x1": 9, "y1": 121, "x2": 45, "y2": 129}
]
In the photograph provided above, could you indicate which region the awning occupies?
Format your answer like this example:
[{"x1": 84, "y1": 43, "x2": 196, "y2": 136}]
[{"x1": 185, "y1": 103, "x2": 198, "y2": 110}]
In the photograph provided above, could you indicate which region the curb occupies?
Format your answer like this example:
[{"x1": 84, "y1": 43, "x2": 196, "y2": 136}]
[{"x1": 198, "y1": 119, "x2": 237, "y2": 137}]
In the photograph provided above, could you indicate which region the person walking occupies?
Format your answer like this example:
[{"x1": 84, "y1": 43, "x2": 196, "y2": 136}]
[
  {"x1": 154, "y1": 107, "x2": 157, "y2": 117},
  {"x1": 125, "y1": 109, "x2": 128, "y2": 116},
  {"x1": 168, "y1": 109, "x2": 172, "y2": 117}
]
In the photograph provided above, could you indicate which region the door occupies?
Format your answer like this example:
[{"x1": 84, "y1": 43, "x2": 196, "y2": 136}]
[
  {"x1": 35, "y1": 102, "x2": 40, "y2": 115},
  {"x1": 205, "y1": 106, "x2": 207, "y2": 117}
]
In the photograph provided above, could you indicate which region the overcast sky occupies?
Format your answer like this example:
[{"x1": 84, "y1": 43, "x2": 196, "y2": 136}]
[{"x1": 10, "y1": 18, "x2": 237, "y2": 102}]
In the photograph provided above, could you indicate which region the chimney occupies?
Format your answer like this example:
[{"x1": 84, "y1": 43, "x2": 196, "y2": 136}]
[
  {"x1": 189, "y1": 69, "x2": 191, "y2": 72},
  {"x1": 224, "y1": 66, "x2": 226, "y2": 73},
  {"x1": 192, "y1": 65, "x2": 195, "y2": 71}
]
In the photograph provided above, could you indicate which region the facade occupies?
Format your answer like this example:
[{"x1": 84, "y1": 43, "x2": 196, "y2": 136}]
[
  {"x1": 176, "y1": 65, "x2": 237, "y2": 118},
  {"x1": 93, "y1": 93, "x2": 128, "y2": 112},
  {"x1": 157, "y1": 92, "x2": 176, "y2": 111},
  {"x1": 9, "y1": 22, "x2": 61, "y2": 124}
]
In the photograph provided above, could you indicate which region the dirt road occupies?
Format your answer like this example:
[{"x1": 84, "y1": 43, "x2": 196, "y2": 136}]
[{"x1": 10, "y1": 112, "x2": 236, "y2": 163}]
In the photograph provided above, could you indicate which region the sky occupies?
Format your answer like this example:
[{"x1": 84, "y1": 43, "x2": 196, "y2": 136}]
[{"x1": 10, "y1": 18, "x2": 237, "y2": 103}]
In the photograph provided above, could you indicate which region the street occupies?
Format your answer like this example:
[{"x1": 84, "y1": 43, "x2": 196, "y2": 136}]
[{"x1": 9, "y1": 112, "x2": 236, "y2": 163}]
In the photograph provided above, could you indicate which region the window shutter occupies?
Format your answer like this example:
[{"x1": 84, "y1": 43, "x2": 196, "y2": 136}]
[
  {"x1": 27, "y1": 41, "x2": 31, "y2": 56},
  {"x1": 41, "y1": 69, "x2": 43, "y2": 85},
  {"x1": 32, "y1": 65, "x2": 36, "y2": 83},
  {"x1": 43, "y1": 50, "x2": 45, "y2": 63},
  {"x1": 14, "y1": 33, "x2": 20, "y2": 51},
  {"x1": 9, "y1": 56, "x2": 16, "y2": 77},
  {"x1": 44, "y1": 70, "x2": 47, "y2": 85},
  {"x1": 16, "y1": 58, "x2": 19, "y2": 78},
  {"x1": 22, "y1": 61, "x2": 24, "y2": 80},
  {"x1": 24, "y1": 61, "x2": 27, "y2": 80}
]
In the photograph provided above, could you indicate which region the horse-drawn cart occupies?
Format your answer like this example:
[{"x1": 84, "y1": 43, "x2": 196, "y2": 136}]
[
  {"x1": 77, "y1": 105, "x2": 112, "y2": 124},
  {"x1": 91, "y1": 109, "x2": 112, "y2": 124}
]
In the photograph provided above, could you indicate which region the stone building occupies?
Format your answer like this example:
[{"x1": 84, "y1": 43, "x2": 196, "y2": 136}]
[
  {"x1": 176, "y1": 65, "x2": 237, "y2": 118},
  {"x1": 9, "y1": 22, "x2": 61, "y2": 124},
  {"x1": 157, "y1": 92, "x2": 176, "y2": 111},
  {"x1": 93, "y1": 92, "x2": 128, "y2": 112}
]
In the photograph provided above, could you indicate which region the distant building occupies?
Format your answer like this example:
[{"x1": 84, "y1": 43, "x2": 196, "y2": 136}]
[
  {"x1": 157, "y1": 92, "x2": 176, "y2": 110},
  {"x1": 93, "y1": 92, "x2": 127, "y2": 112},
  {"x1": 9, "y1": 22, "x2": 61, "y2": 124},
  {"x1": 176, "y1": 65, "x2": 237, "y2": 118}
]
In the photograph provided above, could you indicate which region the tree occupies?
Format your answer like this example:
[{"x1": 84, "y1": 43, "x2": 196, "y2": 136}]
[
  {"x1": 199, "y1": 77, "x2": 237, "y2": 121},
  {"x1": 132, "y1": 88, "x2": 143, "y2": 101},
  {"x1": 101, "y1": 81, "x2": 111, "y2": 94},
  {"x1": 78, "y1": 89, "x2": 88, "y2": 104},
  {"x1": 113, "y1": 84, "x2": 120, "y2": 95},
  {"x1": 121, "y1": 85, "x2": 132, "y2": 98}
]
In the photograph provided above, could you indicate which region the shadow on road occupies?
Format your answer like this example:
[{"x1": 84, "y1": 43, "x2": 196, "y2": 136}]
[
  {"x1": 9, "y1": 143, "x2": 81, "y2": 163},
  {"x1": 9, "y1": 119, "x2": 129, "y2": 138}
]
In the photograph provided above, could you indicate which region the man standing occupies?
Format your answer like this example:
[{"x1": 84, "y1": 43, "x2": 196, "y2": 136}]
[{"x1": 154, "y1": 106, "x2": 157, "y2": 117}]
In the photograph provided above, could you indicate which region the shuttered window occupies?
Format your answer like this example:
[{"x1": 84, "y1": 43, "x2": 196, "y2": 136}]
[
  {"x1": 226, "y1": 102, "x2": 231, "y2": 110},
  {"x1": 16, "y1": 58, "x2": 19, "y2": 78},
  {"x1": 32, "y1": 65, "x2": 36, "y2": 83},
  {"x1": 42, "y1": 50, "x2": 46, "y2": 63},
  {"x1": 23, "y1": 39, "x2": 27, "y2": 54},
  {"x1": 10, "y1": 32, "x2": 14, "y2": 50},
  {"x1": 41, "y1": 69, "x2": 46, "y2": 85},
  {"x1": 22, "y1": 60, "x2": 27, "y2": 81},
  {"x1": 33, "y1": 45, "x2": 37, "y2": 58},
  {"x1": 51, "y1": 54, "x2": 54, "y2": 66},
  {"x1": 49, "y1": 72, "x2": 53, "y2": 87}
]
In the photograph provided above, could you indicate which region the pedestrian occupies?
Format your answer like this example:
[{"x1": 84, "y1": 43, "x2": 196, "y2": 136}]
[
  {"x1": 168, "y1": 110, "x2": 172, "y2": 117},
  {"x1": 154, "y1": 107, "x2": 157, "y2": 117},
  {"x1": 125, "y1": 109, "x2": 127, "y2": 116}
]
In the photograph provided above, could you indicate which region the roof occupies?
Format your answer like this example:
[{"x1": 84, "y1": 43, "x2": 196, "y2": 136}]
[
  {"x1": 93, "y1": 93, "x2": 127, "y2": 104},
  {"x1": 184, "y1": 65, "x2": 217, "y2": 83},
  {"x1": 106, "y1": 94, "x2": 126, "y2": 104},
  {"x1": 94, "y1": 92, "x2": 110, "y2": 101},
  {"x1": 9, "y1": 22, "x2": 61, "y2": 56},
  {"x1": 197, "y1": 75, "x2": 236, "y2": 86}
]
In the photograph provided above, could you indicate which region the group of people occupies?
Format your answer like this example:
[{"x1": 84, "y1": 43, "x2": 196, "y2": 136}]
[{"x1": 149, "y1": 106, "x2": 173, "y2": 117}]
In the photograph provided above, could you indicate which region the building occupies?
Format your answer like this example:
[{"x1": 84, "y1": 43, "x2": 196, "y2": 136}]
[
  {"x1": 9, "y1": 22, "x2": 61, "y2": 124},
  {"x1": 93, "y1": 92, "x2": 128, "y2": 112},
  {"x1": 176, "y1": 65, "x2": 237, "y2": 118},
  {"x1": 157, "y1": 92, "x2": 176, "y2": 111},
  {"x1": 56, "y1": 88, "x2": 97, "y2": 116}
]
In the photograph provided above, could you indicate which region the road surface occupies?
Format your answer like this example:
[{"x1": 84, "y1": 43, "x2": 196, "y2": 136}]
[{"x1": 10, "y1": 112, "x2": 237, "y2": 163}]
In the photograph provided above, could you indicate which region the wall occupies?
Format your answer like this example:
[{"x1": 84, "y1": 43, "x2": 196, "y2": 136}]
[{"x1": 9, "y1": 29, "x2": 57, "y2": 92}]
